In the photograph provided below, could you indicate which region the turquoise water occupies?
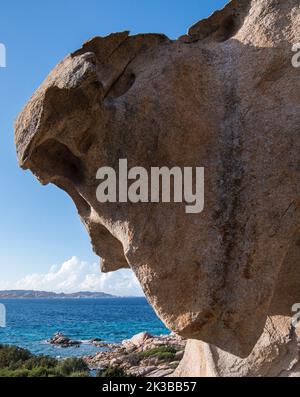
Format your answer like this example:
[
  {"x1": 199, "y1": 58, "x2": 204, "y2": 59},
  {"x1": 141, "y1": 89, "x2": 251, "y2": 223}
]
[{"x1": 0, "y1": 298, "x2": 169, "y2": 358}]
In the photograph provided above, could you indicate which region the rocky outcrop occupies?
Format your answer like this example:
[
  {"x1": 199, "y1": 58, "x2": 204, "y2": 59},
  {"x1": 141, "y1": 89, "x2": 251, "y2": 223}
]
[
  {"x1": 15, "y1": 0, "x2": 300, "y2": 376},
  {"x1": 48, "y1": 332, "x2": 82, "y2": 348},
  {"x1": 122, "y1": 332, "x2": 153, "y2": 351},
  {"x1": 84, "y1": 332, "x2": 186, "y2": 377}
]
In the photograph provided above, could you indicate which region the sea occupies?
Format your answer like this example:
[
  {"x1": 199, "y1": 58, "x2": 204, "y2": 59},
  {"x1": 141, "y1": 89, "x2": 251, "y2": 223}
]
[{"x1": 0, "y1": 298, "x2": 169, "y2": 358}]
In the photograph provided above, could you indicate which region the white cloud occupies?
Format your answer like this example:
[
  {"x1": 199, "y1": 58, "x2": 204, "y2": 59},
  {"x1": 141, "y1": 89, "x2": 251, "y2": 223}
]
[{"x1": 0, "y1": 257, "x2": 144, "y2": 297}]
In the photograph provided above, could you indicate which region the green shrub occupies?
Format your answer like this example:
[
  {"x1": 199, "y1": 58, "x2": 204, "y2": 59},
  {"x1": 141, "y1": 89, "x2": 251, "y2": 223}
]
[
  {"x1": 138, "y1": 345, "x2": 177, "y2": 361},
  {"x1": 0, "y1": 368, "x2": 31, "y2": 377},
  {"x1": 69, "y1": 371, "x2": 90, "y2": 377},
  {"x1": 24, "y1": 355, "x2": 58, "y2": 370},
  {"x1": 0, "y1": 344, "x2": 90, "y2": 377},
  {"x1": 125, "y1": 353, "x2": 142, "y2": 366},
  {"x1": 0, "y1": 345, "x2": 32, "y2": 369},
  {"x1": 27, "y1": 367, "x2": 50, "y2": 377},
  {"x1": 97, "y1": 366, "x2": 131, "y2": 378},
  {"x1": 58, "y1": 357, "x2": 89, "y2": 376}
]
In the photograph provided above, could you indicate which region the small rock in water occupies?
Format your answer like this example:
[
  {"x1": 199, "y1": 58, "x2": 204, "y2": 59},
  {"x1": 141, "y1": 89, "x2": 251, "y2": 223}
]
[
  {"x1": 89, "y1": 338, "x2": 103, "y2": 346},
  {"x1": 48, "y1": 332, "x2": 82, "y2": 348}
]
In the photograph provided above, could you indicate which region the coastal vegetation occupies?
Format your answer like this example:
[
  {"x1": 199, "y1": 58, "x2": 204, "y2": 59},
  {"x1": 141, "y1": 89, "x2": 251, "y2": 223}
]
[
  {"x1": 0, "y1": 345, "x2": 90, "y2": 377},
  {"x1": 124, "y1": 344, "x2": 177, "y2": 367},
  {"x1": 97, "y1": 366, "x2": 131, "y2": 377},
  {"x1": 137, "y1": 345, "x2": 177, "y2": 361},
  {"x1": 0, "y1": 333, "x2": 186, "y2": 377},
  {"x1": 94, "y1": 346, "x2": 178, "y2": 378}
]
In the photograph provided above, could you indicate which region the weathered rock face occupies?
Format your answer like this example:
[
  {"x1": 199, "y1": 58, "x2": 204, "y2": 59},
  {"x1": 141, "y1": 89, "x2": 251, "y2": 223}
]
[
  {"x1": 174, "y1": 316, "x2": 300, "y2": 377},
  {"x1": 15, "y1": 0, "x2": 300, "y2": 365}
]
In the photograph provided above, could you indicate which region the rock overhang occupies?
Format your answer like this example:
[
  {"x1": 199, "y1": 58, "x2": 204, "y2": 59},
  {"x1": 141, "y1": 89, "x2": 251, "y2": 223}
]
[{"x1": 14, "y1": 0, "x2": 300, "y2": 359}]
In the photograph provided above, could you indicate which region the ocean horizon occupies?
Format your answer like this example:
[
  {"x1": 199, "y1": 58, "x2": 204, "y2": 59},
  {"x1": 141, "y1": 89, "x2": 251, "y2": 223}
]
[{"x1": 0, "y1": 297, "x2": 169, "y2": 358}]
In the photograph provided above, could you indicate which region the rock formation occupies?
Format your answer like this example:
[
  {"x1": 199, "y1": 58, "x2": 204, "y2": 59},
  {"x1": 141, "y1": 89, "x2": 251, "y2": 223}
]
[
  {"x1": 84, "y1": 332, "x2": 186, "y2": 377},
  {"x1": 48, "y1": 332, "x2": 82, "y2": 348},
  {"x1": 15, "y1": 0, "x2": 300, "y2": 376}
]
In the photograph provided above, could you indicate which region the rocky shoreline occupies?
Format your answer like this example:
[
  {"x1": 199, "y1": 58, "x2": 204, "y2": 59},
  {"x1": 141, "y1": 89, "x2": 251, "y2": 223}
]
[
  {"x1": 47, "y1": 331, "x2": 186, "y2": 377},
  {"x1": 84, "y1": 332, "x2": 186, "y2": 377}
]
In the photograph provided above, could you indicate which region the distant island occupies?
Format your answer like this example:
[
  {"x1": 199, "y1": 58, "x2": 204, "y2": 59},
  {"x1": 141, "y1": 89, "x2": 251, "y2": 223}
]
[{"x1": 0, "y1": 290, "x2": 116, "y2": 299}]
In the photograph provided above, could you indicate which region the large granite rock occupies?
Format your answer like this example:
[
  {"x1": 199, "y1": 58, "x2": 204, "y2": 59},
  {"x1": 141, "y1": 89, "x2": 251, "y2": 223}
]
[
  {"x1": 15, "y1": 0, "x2": 300, "y2": 375},
  {"x1": 174, "y1": 316, "x2": 300, "y2": 377}
]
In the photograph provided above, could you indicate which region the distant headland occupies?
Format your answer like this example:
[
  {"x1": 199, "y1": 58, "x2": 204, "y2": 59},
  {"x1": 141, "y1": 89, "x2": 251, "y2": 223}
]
[{"x1": 0, "y1": 290, "x2": 117, "y2": 299}]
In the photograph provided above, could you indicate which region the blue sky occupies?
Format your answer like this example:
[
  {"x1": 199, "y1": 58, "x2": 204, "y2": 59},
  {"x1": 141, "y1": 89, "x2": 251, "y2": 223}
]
[{"x1": 0, "y1": 0, "x2": 227, "y2": 295}]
